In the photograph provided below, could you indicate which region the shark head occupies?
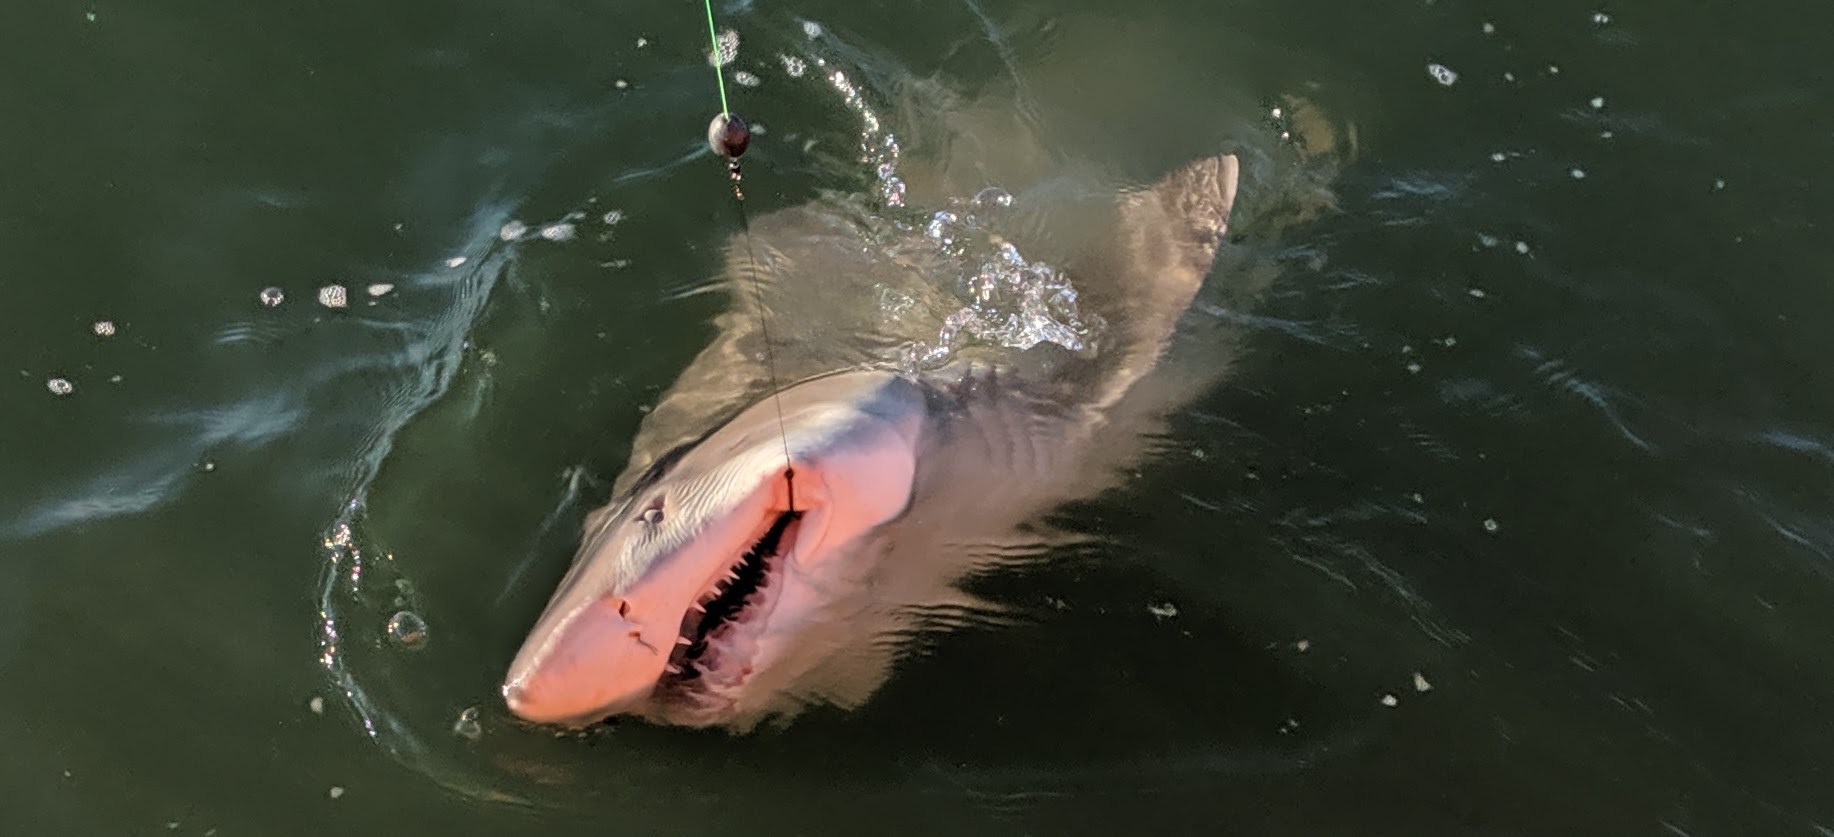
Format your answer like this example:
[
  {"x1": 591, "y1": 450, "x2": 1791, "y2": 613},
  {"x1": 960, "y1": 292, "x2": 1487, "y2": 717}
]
[{"x1": 501, "y1": 370, "x2": 930, "y2": 728}]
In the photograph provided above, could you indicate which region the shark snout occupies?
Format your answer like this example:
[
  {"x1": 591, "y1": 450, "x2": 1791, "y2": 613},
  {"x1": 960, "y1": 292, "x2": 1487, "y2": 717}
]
[{"x1": 502, "y1": 595, "x2": 671, "y2": 725}]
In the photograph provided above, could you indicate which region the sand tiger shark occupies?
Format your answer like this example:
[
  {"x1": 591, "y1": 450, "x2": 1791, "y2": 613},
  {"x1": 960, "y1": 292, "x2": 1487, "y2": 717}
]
[{"x1": 501, "y1": 120, "x2": 1279, "y2": 730}]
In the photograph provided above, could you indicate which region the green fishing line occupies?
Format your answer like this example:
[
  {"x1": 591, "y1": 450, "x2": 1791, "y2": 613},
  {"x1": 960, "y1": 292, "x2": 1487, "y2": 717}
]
[{"x1": 703, "y1": 0, "x2": 730, "y2": 116}]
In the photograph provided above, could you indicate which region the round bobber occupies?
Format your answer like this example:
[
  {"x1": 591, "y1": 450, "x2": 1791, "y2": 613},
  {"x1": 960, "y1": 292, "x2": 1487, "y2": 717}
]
[{"x1": 707, "y1": 112, "x2": 750, "y2": 161}]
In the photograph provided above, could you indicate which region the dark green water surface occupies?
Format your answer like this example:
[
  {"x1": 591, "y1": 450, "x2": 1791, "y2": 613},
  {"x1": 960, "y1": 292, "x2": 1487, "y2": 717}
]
[{"x1": 3, "y1": 0, "x2": 1832, "y2": 834}]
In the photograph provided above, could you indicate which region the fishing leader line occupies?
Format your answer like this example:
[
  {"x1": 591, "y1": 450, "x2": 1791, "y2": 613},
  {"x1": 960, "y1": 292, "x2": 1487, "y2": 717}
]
[{"x1": 702, "y1": 0, "x2": 796, "y2": 512}]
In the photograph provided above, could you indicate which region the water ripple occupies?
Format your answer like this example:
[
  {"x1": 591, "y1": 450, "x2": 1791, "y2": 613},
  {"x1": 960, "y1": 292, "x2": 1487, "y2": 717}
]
[{"x1": 1516, "y1": 345, "x2": 1657, "y2": 453}]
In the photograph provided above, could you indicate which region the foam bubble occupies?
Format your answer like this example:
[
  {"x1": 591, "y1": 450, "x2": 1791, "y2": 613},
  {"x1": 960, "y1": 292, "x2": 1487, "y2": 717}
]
[{"x1": 709, "y1": 28, "x2": 738, "y2": 67}]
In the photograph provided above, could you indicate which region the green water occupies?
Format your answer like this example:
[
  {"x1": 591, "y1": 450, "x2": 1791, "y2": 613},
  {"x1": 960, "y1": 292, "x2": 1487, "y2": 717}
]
[{"x1": 4, "y1": 0, "x2": 1833, "y2": 834}]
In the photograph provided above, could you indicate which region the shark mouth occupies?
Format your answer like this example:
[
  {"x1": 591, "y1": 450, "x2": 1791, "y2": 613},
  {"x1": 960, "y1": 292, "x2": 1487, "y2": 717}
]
[{"x1": 658, "y1": 509, "x2": 804, "y2": 695}]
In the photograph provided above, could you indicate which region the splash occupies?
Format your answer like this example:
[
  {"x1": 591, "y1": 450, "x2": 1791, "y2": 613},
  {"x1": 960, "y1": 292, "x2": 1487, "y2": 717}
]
[
  {"x1": 800, "y1": 33, "x2": 1101, "y2": 370},
  {"x1": 898, "y1": 188, "x2": 1104, "y2": 368}
]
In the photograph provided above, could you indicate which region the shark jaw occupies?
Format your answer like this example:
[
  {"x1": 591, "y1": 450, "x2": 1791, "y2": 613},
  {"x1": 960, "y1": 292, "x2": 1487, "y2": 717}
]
[
  {"x1": 647, "y1": 492, "x2": 812, "y2": 723},
  {"x1": 501, "y1": 371, "x2": 926, "y2": 729}
]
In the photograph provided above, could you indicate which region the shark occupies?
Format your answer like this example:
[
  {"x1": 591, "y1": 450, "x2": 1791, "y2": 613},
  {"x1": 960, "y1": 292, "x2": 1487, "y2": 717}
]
[{"x1": 500, "y1": 103, "x2": 1290, "y2": 730}]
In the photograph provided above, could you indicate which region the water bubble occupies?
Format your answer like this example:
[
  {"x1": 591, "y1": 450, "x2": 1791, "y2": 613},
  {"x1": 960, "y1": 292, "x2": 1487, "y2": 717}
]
[
  {"x1": 85, "y1": 10, "x2": 96, "y2": 22},
  {"x1": 1591, "y1": 11, "x2": 1613, "y2": 24},
  {"x1": 733, "y1": 71, "x2": 760, "y2": 88},
  {"x1": 308, "y1": 696, "x2": 324, "y2": 715},
  {"x1": 1413, "y1": 671, "x2": 1434, "y2": 692},
  {"x1": 1714, "y1": 179, "x2": 1726, "y2": 190},
  {"x1": 1427, "y1": 63, "x2": 1459, "y2": 86},
  {"x1": 452, "y1": 706, "x2": 482, "y2": 740},
  {"x1": 444, "y1": 256, "x2": 468, "y2": 268},
  {"x1": 1548, "y1": 64, "x2": 1561, "y2": 74},
  {"x1": 1570, "y1": 167, "x2": 1587, "y2": 179},
  {"x1": 880, "y1": 178, "x2": 905, "y2": 207},
  {"x1": 1589, "y1": 96, "x2": 1606, "y2": 109},
  {"x1": 1477, "y1": 232, "x2": 1499, "y2": 248},
  {"x1": 46, "y1": 377, "x2": 74, "y2": 396},
  {"x1": 365, "y1": 283, "x2": 394, "y2": 298},
  {"x1": 1514, "y1": 241, "x2": 1531, "y2": 255},
  {"x1": 779, "y1": 54, "x2": 806, "y2": 77},
  {"x1": 1483, "y1": 517, "x2": 1500, "y2": 533},
  {"x1": 971, "y1": 187, "x2": 1013, "y2": 209},
  {"x1": 328, "y1": 787, "x2": 345, "y2": 800},
  {"x1": 924, "y1": 211, "x2": 958, "y2": 245},
  {"x1": 386, "y1": 611, "x2": 429, "y2": 649},
  {"x1": 1380, "y1": 693, "x2": 1399, "y2": 707},
  {"x1": 1147, "y1": 602, "x2": 1179, "y2": 620},
  {"x1": 538, "y1": 223, "x2": 576, "y2": 242},
  {"x1": 1503, "y1": 71, "x2": 1516, "y2": 82},
  {"x1": 801, "y1": 20, "x2": 822, "y2": 38},
  {"x1": 1482, "y1": 22, "x2": 1495, "y2": 34},
  {"x1": 1468, "y1": 288, "x2": 1489, "y2": 299},
  {"x1": 317, "y1": 284, "x2": 348, "y2": 309},
  {"x1": 92, "y1": 320, "x2": 116, "y2": 337},
  {"x1": 635, "y1": 36, "x2": 648, "y2": 48},
  {"x1": 499, "y1": 220, "x2": 528, "y2": 241},
  {"x1": 1489, "y1": 151, "x2": 1507, "y2": 163},
  {"x1": 259, "y1": 287, "x2": 285, "y2": 307},
  {"x1": 613, "y1": 79, "x2": 628, "y2": 90}
]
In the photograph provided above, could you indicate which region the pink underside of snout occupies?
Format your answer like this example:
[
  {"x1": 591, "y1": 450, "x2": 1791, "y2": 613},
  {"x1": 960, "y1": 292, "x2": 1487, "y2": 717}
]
[{"x1": 502, "y1": 594, "x2": 659, "y2": 724}]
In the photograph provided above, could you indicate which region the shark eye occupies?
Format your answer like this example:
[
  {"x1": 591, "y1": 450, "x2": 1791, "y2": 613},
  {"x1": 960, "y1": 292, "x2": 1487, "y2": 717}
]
[{"x1": 638, "y1": 498, "x2": 665, "y2": 527}]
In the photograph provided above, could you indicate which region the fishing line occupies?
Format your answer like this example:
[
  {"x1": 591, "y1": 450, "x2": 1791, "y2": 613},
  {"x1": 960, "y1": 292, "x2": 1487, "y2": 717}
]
[{"x1": 702, "y1": 0, "x2": 796, "y2": 512}]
